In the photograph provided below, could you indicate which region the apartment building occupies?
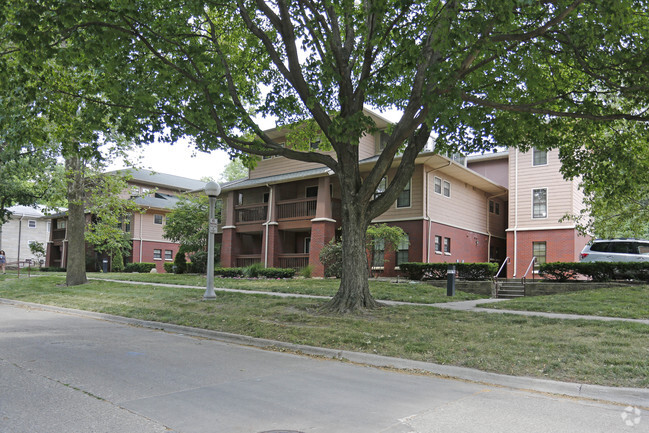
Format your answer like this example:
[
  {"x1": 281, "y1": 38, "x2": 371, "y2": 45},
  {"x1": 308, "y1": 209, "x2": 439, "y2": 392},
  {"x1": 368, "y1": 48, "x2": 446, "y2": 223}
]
[
  {"x1": 217, "y1": 112, "x2": 589, "y2": 279},
  {"x1": 0, "y1": 205, "x2": 52, "y2": 266},
  {"x1": 46, "y1": 169, "x2": 205, "y2": 273}
]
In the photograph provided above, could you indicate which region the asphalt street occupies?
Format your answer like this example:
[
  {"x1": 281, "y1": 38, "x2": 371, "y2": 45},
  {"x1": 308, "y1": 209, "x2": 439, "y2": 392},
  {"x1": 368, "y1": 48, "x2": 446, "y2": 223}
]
[{"x1": 0, "y1": 302, "x2": 646, "y2": 433}]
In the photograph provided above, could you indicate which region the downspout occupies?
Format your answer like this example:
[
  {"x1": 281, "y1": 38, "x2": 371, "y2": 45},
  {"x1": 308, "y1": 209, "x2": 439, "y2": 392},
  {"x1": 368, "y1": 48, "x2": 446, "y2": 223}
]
[
  {"x1": 17, "y1": 214, "x2": 25, "y2": 269},
  {"x1": 264, "y1": 184, "x2": 273, "y2": 268},
  {"x1": 425, "y1": 160, "x2": 453, "y2": 262},
  {"x1": 139, "y1": 209, "x2": 146, "y2": 262},
  {"x1": 513, "y1": 150, "x2": 519, "y2": 277}
]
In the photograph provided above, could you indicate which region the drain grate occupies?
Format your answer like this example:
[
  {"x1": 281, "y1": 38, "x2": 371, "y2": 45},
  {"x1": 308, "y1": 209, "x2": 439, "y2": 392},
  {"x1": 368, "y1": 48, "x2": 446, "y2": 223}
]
[{"x1": 258, "y1": 431, "x2": 305, "y2": 433}]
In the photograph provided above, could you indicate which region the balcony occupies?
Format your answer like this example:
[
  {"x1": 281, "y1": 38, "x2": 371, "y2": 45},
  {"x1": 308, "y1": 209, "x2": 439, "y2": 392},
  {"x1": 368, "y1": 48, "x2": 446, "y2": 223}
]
[
  {"x1": 235, "y1": 254, "x2": 261, "y2": 267},
  {"x1": 235, "y1": 204, "x2": 268, "y2": 223},
  {"x1": 277, "y1": 198, "x2": 316, "y2": 220},
  {"x1": 52, "y1": 229, "x2": 66, "y2": 241},
  {"x1": 278, "y1": 253, "x2": 309, "y2": 270}
]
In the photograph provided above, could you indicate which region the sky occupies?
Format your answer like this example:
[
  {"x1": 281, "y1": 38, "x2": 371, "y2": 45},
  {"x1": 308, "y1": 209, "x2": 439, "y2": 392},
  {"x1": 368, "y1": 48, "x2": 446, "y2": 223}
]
[{"x1": 105, "y1": 108, "x2": 403, "y2": 181}]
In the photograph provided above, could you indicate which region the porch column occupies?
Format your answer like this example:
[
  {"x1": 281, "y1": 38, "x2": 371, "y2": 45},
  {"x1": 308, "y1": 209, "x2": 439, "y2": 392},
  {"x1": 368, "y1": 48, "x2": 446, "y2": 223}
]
[
  {"x1": 310, "y1": 177, "x2": 336, "y2": 277},
  {"x1": 261, "y1": 185, "x2": 278, "y2": 268},
  {"x1": 220, "y1": 191, "x2": 238, "y2": 268}
]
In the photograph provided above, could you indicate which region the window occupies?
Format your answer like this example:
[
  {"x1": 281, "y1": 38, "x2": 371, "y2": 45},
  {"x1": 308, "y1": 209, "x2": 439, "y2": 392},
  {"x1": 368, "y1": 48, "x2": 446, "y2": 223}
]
[
  {"x1": 495, "y1": 202, "x2": 500, "y2": 215},
  {"x1": 47, "y1": 222, "x2": 51, "y2": 233},
  {"x1": 490, "y1": 201, "x2": 501, "y2": 215},
  {"x1": 154, "y1": 214, "x2": 163, "y2": 225},
  {"x1": 396, "y1": 235, "x2": 410, "y2": 267},
  {"x1": 165, "y1": 250, "x2": 173, "y2": 260},
  {"x1": 372, "y1": 238, "x2": 385, "y2": 268},
  {"x1": 379, "y1": 132, "x2": 390, "y2": 151},
  {"x1": 443, "y1": 180, "x2": 451, "y2": 197},
  {"x1": 374, "y1": 177, "x2": 387, "y2": 200},
  {"x1": 532, "y1": 188, "x2": 547, "y2": 219},
  {"x1": 443, "y1": 237, "x2": 451, "y2": 254},
  {"x1": 57, "y1": 220, "x2": 66, "y2": 229},
  {"x1": 434, "y1": 235, "x2": 442, "y2": 253},
  {"x1": 532, "y1": 242, "x2": 546, "y2": 271},
  {"x1": 397, "y1": 179, "x2": 411, "y2": 208},
  {"x1": 306, "y1": 186, "x2": 318, "y2": 198},
  {"x1": 434, "y1": 177, "x2": 442, "y2": 194},
  {"x1": 28, "y1": 220, "x2": 36, "y2": 228},
  {"x1": 533, "y1": 148, "x2": 548, "y2": 166},
  {"x1": 489, "y1": 200, "x2": 494, "y2": 213},
  {"x1": 153, "y1": 249, "x2": 162, "y2": 260}
]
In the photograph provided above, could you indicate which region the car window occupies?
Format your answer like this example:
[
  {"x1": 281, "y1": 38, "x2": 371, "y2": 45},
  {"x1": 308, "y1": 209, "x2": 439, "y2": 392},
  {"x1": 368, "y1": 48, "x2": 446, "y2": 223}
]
[
  {"x1": 589, "y1": 242, "x2": 610, "y2": 252},
  {"x1": 610, "y1": 242, "x2": 636, "y2": 254},
  {"x1": 638, "y1": 243, "x2": 649, "y2": 254}
]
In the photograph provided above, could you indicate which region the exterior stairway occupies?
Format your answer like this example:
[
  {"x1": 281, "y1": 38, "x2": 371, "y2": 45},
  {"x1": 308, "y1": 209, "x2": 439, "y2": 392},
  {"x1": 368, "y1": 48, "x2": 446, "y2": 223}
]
[{"x1": 493, "y1": 279, "x2": 526, "y2": 298}]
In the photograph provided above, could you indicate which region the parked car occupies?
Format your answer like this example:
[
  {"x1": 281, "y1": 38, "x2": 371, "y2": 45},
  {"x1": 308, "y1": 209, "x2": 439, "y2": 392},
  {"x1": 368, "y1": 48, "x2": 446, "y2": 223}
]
[{"x1": 579, "y1": 239, "x2": 649, "y2": 262}]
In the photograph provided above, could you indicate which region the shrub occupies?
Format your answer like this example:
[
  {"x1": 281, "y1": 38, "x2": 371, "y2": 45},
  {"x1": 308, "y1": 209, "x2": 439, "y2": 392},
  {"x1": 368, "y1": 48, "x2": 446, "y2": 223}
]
[
  {"x1": 187, "y1": 251, "x2": 208, "y2": 273},
  {"x1": 39, "y1": 266, "x2": 66, "y2": 272},
  {"x1": 163, "y1": 262, "x2": 175, "y2": 273},
  {"x1": 399, "y1": 262, "x2": 497, "y2": 281},
  {"x1": 258, "y1": 267, "x2": 295, "y2": 279},
  {"x1": 319, "y1": 239, "x2": 342, "y2": 278},
  {"x1": 243, "y1": 262, "x2": 265, "y2": 278},
  {"x1": 174, "y1": 247, "x2": 188, "y2": 274},
  {"x1": 538, "y1": 261, "x2": 649, "y2": 282},
  {"x1": 298, "y1": 265, "x2": 313, "y2": 278},
  {"x1": 123, "y1": 262, "x2": 157, "y2": 273},
  {"x1": 214, "y1": 267, "x2": 244, "y2": 277}
]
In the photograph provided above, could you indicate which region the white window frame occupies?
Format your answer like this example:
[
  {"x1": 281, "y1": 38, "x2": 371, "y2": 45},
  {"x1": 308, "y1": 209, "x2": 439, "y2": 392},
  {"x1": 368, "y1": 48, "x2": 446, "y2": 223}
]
[
  {"x1": 443, "y1": 237, "x2": 451, "y2": 255},
  {"x1": 153, "y1": 214, "x2": 164, "y2": 225},
  {"x1": 434, "y1": 235, "x2": 442, "y2": 254},
  {"x1": 532, "y1": 188, "x2": 548, "y2": 219},
  {"x1": 164, "y1": 250, "x2": 173, "y2": 261},
  {"x1": 443, "y1": 180, "x2": 451, "y2": 198},
  {"x1": 28, "y1": 220, "x2": 37, "y2": 228},
  {"x1": 396, "y1": 178, "x2": 412, "y2": 209},
  {"x1": 532, "y1": 148, "x2": 548, "y2": 166},
  {"x1": 434, "y1": 176, "x2": 442, "y2": 195},
  {"x1": 395, "y1": 235, "x2": 410, "y2": 268},
  {"x1": 153, "y1": 249, "x2": 162, "y2": 260}
]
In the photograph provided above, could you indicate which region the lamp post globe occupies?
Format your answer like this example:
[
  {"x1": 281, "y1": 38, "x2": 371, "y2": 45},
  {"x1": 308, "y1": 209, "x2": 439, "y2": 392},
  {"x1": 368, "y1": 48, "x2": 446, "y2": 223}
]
[{"x1": 203, "y1": 181, "x2": 220, "y2": 300}]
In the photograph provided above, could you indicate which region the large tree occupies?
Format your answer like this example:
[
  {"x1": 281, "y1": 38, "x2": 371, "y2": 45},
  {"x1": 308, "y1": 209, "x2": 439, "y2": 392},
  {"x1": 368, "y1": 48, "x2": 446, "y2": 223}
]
[{"x1": 6, "y1": 1, "x2": 649, "y2": 310}]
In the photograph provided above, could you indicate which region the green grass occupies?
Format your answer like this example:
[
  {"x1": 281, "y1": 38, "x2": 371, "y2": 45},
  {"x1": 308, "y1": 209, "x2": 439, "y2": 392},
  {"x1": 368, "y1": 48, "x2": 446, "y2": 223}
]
[
  {"x1": 89, "y1": 272, "x2": 485, "y2": 304},
  {"x1": 1, "y1": 275, "x2": 648, "y2": 388},
  {"x1": 481, "y1": 286, "x2": 649, "y2": 319}
]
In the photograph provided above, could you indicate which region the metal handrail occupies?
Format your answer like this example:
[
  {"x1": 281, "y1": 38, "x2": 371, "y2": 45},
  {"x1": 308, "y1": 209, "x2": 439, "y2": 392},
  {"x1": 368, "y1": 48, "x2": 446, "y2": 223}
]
[
  {"x1": 522, "y1": 257, "x2": 536, "y2": 281},
  {"x1": 494, "y1": 257, "x2": 509, "y2": 280}
]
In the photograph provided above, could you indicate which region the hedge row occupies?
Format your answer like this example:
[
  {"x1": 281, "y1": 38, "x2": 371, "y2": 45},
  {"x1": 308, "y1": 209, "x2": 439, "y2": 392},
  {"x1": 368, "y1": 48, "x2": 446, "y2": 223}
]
[
  {"x1": 213, "y1": 266, "x2": 296, "y2": 279},
  {"x1": 399, "y1": 262, "x2": 498, "y2": 281},
  {"x1": 123, "y1": 262, "x2": 157, "y2": 273},
  {"x1": 539, "y1": 261, "x2": 649, "y2": 282}
]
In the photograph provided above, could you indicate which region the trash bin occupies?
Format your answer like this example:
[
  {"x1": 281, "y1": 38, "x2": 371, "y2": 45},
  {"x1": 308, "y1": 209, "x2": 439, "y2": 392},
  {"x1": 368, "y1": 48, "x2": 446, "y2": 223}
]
[
  {"x1": 102, "y1": 259, "x2": 108, "y2": 273},
  {"x1": 447, "y1": 265, "x2": 456, "y2": 296}
]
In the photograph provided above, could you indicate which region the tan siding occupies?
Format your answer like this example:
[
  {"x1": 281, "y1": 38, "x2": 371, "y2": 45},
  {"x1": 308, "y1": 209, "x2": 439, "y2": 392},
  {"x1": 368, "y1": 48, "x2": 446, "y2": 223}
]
[
  {"x1": 425, "y1": 172, "x2": 490, "y2": 234},
  {"x1": 509, "y1": 148, "x2": 577, "y2": 230},
  {"x1": 139, "y1": 211, "x2": 168, "y2": 240},
  {"x1": 249, "y1": 156, "x2": 328, "y2": 179},
  {"x1": 375, "y1": 165, "x2": 424, "y2": 220},
  {"x1": 359, "y1": 132, "x2": 376, "y2": 159}
]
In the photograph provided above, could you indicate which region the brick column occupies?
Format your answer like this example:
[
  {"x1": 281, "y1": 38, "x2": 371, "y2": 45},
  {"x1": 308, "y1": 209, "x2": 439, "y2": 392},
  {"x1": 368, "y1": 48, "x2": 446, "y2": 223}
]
[
  {"x1": 309, "y1": 219, "x2": 336, "y2": 277},
  {"x1": 220, "y1": 227, "x2": 237, "y2": 267}
]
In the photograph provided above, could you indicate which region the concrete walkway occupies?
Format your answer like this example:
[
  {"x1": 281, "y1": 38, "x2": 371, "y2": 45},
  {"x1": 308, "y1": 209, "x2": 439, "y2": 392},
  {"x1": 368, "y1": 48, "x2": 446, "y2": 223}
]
[{"x1": 95, "y1": 278, "x2": 649, "y2": 325}]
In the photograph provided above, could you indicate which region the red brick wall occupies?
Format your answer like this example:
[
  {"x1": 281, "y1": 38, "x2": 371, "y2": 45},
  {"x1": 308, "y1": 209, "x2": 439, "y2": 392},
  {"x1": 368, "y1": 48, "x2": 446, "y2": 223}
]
[
  {"x1": 309, "y1": 220, "x2": 336, "y2": 277},
  {"x1": 131, "y1": 240, "x2": 181, "y2": 273},
  {"x1": 506, "y1": 228, "x2": 585, "y2": 278}
]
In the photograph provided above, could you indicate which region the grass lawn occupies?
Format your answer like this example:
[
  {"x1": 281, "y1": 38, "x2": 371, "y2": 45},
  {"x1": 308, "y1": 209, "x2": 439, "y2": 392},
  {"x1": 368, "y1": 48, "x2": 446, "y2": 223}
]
[
  {"x1": 1, "y1": 274, "x2": 648, "y2": 388},
  {"x1": 481, "y1": 286, "x2": 649, "y2": 319},
  {"x1": 88, "y1": 272, "x2": 485, "y2": 304}
]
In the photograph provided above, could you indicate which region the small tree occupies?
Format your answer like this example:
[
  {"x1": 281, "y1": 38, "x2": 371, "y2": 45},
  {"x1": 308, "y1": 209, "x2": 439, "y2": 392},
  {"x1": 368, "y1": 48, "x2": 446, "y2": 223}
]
[
  {"x1": 366, "y1": 224, "x2": 409, "y2": 277},
  {"x1": 28, "y1": 241, "x2": 46, "y2": 267}
]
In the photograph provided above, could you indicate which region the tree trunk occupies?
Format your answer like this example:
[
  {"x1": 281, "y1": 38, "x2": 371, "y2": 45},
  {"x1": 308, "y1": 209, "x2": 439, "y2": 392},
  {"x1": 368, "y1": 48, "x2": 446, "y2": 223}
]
[
  {"x1": 65, "y1": 154, "x2": 88, "y2": 286},
  {"x1": 323, "y1": 197, "x2": 380, "y2": 313}
]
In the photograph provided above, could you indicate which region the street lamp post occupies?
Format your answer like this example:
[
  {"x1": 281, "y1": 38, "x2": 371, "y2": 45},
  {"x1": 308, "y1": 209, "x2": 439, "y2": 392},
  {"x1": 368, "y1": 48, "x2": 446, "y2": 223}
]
[{"x1": 203, "y1": 181, "x2": 221, "y2": 300}]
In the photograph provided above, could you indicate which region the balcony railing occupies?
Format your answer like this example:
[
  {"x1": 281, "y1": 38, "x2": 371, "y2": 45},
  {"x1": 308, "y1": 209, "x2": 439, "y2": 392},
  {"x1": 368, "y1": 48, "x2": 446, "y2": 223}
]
[
  {"x1": 235, "y1": 254, "x2": 261, "y2": 267},
  {"x1": 235, "y1": 204, "x2": 268, "y2": 223},
  {"x1": 277, "y1": 198, "x2": 317, "y2": 220},
  {"x1": 278, "y1": 253, "x2": 309, "y2": 270},
  {"x1": 52, "y1": 229, "x2": 66, "y2": 241}
]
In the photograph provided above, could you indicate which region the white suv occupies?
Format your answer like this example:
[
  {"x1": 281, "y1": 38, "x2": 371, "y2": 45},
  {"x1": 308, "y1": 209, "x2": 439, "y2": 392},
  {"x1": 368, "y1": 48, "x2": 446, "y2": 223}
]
[{"x1": 580, "y1": 239, "x2": 649, "y2": 262}]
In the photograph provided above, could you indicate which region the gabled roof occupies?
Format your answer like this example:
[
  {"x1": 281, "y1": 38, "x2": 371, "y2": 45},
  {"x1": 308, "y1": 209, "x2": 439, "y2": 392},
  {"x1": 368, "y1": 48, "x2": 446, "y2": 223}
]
[
  {"x1": 7, "y1": 205, "x2": 62, "y2": 218},
  {"x1": 107, "y1": 168, "x2": 205, "y2": 192}
]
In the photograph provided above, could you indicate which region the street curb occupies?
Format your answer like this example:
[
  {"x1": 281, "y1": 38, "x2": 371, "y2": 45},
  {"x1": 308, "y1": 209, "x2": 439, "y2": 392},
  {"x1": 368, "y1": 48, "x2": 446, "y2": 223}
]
[{"x1": 2, "y1": 298, "x2": 648, "y2": 408}]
